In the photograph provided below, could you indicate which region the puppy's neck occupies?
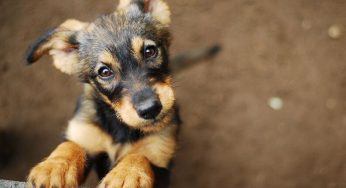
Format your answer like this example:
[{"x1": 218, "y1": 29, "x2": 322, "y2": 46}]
[{"x1": 93, "y1": 97, "x2": 145, "y2": 143}]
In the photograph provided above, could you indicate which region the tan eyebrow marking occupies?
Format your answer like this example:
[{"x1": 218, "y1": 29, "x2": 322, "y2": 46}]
[
  {"x1": 131, "y1": 36, "x2": 144, "y2": 61},
  {"x1": 144, "y1": 40, "x2": 156, "y2": 47},
  {"x1": 99, "y1": 51, "x2": 121, "y2": 70}
]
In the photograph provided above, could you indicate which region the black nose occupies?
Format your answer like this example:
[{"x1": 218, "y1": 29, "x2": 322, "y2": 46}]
[{"x1": 136, "y1": 99, "x2": 162, "y2": 120}]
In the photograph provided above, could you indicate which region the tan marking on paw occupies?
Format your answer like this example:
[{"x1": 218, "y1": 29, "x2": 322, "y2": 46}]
[
  {"x1": 27, "y1": 142, "x2": 86, "y2": 188},
  {"x1": 99, "y1": 154, "x2": 154, "y2": 188}
]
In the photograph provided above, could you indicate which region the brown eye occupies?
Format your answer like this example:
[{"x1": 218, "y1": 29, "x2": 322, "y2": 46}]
[
  {"x1": 98, "y1": 66, "x2": 113, "y2": 79},
  {"x1": 144, "y1": 46, "x2": 158, "y2": 59}
]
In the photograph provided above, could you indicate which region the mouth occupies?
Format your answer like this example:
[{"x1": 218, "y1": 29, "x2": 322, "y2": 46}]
[
  {"x1": 139, "y1": 110, "x2": 173, "y2": 132},
  {"x1": 143, "y1": 111, "x2": 166, "y2": 125}
]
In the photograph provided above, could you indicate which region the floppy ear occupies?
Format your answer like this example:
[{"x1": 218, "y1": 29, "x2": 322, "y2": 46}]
[
  {"x1": 118, "y1": 0, "x2": 171, "y2": 26},
  {"x1": 25, "y1": 19, "x2": 88, "y2": 75}
]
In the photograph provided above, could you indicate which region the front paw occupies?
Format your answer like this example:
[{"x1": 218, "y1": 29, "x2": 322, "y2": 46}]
[
  {"x1": 27, "y1": 158, "x2": 79, "y2": 188},
  {"x1": 99, "y1": 155, "x2": 154, "y2": 188}
]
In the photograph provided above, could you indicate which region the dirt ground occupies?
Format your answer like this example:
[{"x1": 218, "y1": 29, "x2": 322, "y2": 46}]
[{"x1": 1, "y1": 0, "x2": 346, "y2": 187}]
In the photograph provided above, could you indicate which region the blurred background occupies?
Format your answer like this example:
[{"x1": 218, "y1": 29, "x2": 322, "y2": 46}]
[{"x1": 1, "y1": 0, "x2": 346, "y2": 187}]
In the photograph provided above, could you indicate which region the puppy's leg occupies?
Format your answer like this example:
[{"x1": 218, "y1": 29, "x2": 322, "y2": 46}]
[
  {"x1": 99, "y1": 154, "x2": 154, "y2": 188},
  {"x1": 27, "y1": 141, "x2": 86, "y2": 188}
]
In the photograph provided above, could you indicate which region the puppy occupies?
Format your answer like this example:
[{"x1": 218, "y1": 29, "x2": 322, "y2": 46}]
[{"x1": 26, "y1": 0, "x2": 179, "y2": 187}]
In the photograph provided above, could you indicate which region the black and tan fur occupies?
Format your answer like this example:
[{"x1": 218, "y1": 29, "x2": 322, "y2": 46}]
[
  {"x1": 25, "y1": 0, "x2": 178, "y2": 188},
  {"x1": 25, "y1": 0, "x2": 219, "y2": 187}
]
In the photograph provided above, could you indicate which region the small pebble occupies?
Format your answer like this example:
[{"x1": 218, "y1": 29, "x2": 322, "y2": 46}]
[
  {"x1": 328, "y1": 25, "x2": 342, "y2": 39},
  {"x1": 268, "y1": 97, "x2": 283, "y2": 110}
]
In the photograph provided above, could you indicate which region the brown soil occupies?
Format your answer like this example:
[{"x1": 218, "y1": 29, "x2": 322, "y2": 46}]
[{"x1": 1, "y1": 0, "x2": 346, "y2": 187}]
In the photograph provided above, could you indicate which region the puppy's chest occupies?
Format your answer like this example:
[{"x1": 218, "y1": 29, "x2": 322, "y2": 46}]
[
  {"x1": 66, "y1": 119, "x2": 138, "y2": 162},
  {"x1": 97, "y1": 119, "x2": 146, "y2": 164}
]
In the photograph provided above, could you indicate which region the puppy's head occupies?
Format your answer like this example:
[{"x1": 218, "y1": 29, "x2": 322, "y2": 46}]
[{"x1": 26, "y1": 0, "x2": 174, "y2": 132}]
